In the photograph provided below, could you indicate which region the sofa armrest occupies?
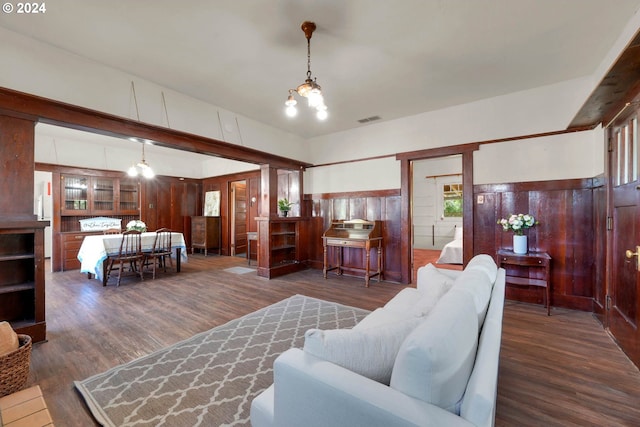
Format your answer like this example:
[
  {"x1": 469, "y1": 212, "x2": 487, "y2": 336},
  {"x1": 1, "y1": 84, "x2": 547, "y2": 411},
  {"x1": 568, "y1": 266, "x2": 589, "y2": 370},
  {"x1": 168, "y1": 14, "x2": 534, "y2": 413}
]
[{"x1": 269, "y1": 348, "x2": 476, "y2": 427}]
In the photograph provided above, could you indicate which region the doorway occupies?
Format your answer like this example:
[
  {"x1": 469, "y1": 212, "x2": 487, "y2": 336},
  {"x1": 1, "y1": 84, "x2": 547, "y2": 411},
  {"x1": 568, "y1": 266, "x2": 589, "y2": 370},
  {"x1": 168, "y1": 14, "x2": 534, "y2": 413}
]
[
  {"x1": 230, "y1": 180, "x2": 248, "y2": 257},
  {"x1": 411, "y1": 155, "x2": 464, "y2": 281}
]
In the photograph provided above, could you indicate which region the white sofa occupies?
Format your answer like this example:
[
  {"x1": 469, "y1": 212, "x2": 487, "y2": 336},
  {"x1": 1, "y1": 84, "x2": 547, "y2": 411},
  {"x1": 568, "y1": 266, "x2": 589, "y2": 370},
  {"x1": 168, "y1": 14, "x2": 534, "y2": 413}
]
[{"x1": 251, "y1": 255, "x2": 506, "y2": 427}]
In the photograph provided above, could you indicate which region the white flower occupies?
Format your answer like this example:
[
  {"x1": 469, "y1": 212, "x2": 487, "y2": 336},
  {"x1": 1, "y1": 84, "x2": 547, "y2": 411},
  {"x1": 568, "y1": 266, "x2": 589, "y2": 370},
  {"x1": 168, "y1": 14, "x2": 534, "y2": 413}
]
[
  {"x1": 497, "y1": 213, "x2": 538, "y2": 235},
  {"x1": 126, "y1": 220, "x2": 147, "y2": 232}
]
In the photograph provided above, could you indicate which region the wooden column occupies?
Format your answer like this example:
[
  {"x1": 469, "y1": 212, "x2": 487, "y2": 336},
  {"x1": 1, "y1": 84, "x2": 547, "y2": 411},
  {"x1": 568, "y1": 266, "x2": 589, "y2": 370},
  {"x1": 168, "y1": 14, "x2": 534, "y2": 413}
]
[
  {"x1": 0, "y1": 115, "x2": 36, "y2": 221},
  {"x1": 260, "y1": 164, "x2": 278, "y2": 218}
]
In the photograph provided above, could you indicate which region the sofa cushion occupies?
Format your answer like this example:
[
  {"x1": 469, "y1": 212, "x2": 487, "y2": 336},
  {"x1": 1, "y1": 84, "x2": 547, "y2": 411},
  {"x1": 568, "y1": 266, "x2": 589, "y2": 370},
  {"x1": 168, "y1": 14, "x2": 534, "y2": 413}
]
[
  {"x1": 353, "y1": 307, "x2": 404, "y2": 330},
  {"x1": 465, "y1": 254, "x2": 498, "y2": 283},
  {"x1": 303, "y1": 315, "x2": 422, "y2": 385},
  {"x1": 390, "y1": 288, "x2": 478, "y2": 413},
  {"x1": 411, "y1": 266, "x2": 455, "y2": 316},
  {"x1": 416, "y1": 263, "x2": 455, "y2": 295},
  {"x1": 381, "y1": 287, "x2": 422, "y2": 315},
  {"x1": 453, "y1": 268, "x2": 493, "y2": 327}
]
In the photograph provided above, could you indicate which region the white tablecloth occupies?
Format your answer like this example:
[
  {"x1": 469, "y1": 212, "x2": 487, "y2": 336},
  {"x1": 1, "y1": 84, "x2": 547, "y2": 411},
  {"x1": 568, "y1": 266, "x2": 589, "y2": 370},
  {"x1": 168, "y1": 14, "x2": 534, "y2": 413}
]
[{"x1": 77, "y1": 232, "x2": 188, "y2": 281}]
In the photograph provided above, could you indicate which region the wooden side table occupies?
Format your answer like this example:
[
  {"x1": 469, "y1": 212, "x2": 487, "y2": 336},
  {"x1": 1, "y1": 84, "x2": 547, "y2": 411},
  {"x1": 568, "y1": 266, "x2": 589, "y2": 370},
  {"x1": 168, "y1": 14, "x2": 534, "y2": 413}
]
[{"x1": 497, "y1": 249, "x2": 552, "y2": 315}]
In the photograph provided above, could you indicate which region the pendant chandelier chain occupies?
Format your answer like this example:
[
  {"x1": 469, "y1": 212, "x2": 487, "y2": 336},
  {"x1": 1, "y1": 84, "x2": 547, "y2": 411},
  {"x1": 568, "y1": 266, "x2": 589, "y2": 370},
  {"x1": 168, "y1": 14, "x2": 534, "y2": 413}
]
[{"x1": 306, "y1": 36, "x2": 312, "y2": 81}]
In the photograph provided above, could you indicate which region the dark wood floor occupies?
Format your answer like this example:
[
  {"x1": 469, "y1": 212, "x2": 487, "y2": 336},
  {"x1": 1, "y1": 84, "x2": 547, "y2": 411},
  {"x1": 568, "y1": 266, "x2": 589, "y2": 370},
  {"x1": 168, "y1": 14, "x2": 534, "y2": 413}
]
[{"x1": 28, "y1": 255, "x2": 640, "y2": 426}]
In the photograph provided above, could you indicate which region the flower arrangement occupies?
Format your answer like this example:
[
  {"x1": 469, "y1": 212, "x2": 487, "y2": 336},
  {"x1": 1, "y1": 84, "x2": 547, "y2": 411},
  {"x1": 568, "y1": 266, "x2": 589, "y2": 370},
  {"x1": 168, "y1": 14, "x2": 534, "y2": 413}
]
[
  {"x1": 497, "y1": 213, "x2": 538, "y2": 235},
  {"x1": 126, "y1": 220, "x2": 147, "y2": 232}
]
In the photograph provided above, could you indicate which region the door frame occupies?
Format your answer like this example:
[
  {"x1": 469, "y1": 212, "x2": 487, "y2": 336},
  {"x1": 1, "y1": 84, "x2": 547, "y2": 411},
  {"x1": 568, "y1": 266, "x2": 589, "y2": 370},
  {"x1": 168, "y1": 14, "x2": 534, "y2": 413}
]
[
  {"x1": 605, "y1": 100, "x2": 640, "y2": 367},
  {"x1": 229, "y1": 180, "x2": 247, "y2": 256},
  {"x1": 397, "y1": 143, "x2": 479, "y2": 284}
]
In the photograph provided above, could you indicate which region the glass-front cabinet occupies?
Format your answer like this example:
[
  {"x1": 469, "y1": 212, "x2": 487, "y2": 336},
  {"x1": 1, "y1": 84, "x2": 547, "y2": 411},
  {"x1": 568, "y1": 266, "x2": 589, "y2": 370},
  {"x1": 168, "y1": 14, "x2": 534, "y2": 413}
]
[
  {"x1": 91, "y1": 177, "x2": 116, "y2": 214},
  {"x1": 60, "y1": 175, "x2": 139, "y2": 215},
  {"x1": 119, "y1": 178, "x2": 140, "y2": 214},
  {"x1": 61, "y1": 175, "x2": 89, "y2": 214}
]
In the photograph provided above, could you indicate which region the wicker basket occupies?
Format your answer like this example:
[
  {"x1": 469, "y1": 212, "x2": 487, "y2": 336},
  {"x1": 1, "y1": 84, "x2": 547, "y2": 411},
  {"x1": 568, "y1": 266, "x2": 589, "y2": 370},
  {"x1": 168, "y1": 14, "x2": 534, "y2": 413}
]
[{"x1": 0, "y1": 334, "x2": 32, "y2": 397}]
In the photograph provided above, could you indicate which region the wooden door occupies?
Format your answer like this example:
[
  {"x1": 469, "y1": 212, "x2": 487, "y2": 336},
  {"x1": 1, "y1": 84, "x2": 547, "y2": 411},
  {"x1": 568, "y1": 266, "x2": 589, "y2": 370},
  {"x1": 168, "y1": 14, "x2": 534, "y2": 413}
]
[
  {"x1": 609, "y1": 110, "x2": 640, "y2": 367},
  {"x1": 231, "y1": 181, "x2": 247, "y2": 256}
]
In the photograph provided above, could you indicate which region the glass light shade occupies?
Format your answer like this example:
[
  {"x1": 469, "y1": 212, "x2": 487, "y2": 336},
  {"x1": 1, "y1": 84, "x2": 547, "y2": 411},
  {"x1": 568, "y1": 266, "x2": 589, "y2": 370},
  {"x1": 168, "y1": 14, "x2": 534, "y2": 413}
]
[
  {"x1": 285, "y1": 95, "x2": 297, "y2": 107},
  {"x1": 307, "y1": 88, "x2": 323, "y2": 108},
  {"x1": 285, "y1": 104, "x2": 298, "y2": 117},
  {"x1": 128, "y1": 161, "x2": 154, "y2": 178},
  {"x1": 316, "y1": 109, "x2": 328, "y2": 120},
  {"x1": 142, "y1": 165, "x2": 155, "y2": 179}
]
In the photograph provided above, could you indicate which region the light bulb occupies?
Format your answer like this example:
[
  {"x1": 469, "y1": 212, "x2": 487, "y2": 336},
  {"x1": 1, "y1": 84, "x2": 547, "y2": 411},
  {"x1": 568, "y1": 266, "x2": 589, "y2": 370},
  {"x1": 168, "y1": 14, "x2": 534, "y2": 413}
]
[
  {"x1": 316, "y1": 109, "x2": 328, "y2": 120},
  {"x1": 285, "y1": 104, "x2": 298, "y2": 117},
  {"x1": 127, "y1": 165, "x2": 138, "y2": 177},
  {"x1": 307, "y1": 88, "x2": 323, "y2": 108},
  {"x1": 142, "y1": 167, "x2": 155, "y2": 179}
]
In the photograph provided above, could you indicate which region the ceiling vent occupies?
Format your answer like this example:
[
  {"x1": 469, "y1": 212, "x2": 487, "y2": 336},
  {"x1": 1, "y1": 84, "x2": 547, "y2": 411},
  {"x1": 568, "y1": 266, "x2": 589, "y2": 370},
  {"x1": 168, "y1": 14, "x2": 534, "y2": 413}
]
[{"x1": 357, "y1": 115, "x2": 381, "y2": 124}]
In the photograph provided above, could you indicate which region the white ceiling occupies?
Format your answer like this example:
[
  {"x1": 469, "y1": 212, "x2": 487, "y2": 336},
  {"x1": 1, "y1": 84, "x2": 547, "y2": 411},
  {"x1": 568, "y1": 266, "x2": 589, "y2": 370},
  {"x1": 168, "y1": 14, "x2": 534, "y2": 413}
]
[{"x1": 2, "y1": 0, "x2": 640, "y2": 141}]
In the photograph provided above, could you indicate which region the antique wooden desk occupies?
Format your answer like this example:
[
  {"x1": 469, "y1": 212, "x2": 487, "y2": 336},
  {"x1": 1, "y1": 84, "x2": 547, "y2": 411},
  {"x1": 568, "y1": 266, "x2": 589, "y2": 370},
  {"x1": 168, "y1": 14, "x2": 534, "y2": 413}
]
[
  {"x1": 322, "y1": 219, "x2": 383, "y2": 287},
  {"x1": 497, "y1": 249, "x2": 552, "y2": 315}
]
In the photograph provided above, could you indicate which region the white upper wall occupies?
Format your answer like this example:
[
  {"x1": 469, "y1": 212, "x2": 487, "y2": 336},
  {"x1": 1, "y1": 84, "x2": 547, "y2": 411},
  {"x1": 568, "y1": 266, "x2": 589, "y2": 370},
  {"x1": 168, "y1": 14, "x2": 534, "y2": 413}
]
[
  {"x1": 304, "y1": 78, "x2": 604, "y2": 192},
  {"x1": 0, "y1": 26, "x2": 309, "y2": 169},
  {"x1": 1, "y1": 12, "x2": 636, "y2": 188}
]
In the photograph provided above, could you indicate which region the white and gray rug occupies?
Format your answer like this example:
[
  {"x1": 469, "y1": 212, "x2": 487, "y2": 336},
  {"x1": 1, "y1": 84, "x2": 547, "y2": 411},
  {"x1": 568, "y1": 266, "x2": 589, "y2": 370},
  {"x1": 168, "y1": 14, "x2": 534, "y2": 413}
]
[
  {"x1": 223, "y1": 266, "x2": 256, "y2": 275},
  {"x1": 75, "y1": 294, "x2": 369, "y2": 427}
]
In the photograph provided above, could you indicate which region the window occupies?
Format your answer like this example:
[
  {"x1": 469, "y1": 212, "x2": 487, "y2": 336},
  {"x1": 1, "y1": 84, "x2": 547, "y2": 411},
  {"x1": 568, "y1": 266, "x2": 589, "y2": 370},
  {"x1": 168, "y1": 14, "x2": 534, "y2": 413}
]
[{"x1": 443, "y1": 183, "x2": 463, "y2": 217}]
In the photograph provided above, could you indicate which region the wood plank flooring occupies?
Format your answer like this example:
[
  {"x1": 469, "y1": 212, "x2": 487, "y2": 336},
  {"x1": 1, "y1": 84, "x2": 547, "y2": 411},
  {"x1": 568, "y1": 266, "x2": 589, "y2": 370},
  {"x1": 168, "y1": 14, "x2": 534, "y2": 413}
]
[
  {"x1": 412, "y1": 248, "x2": 463, "y2": 281},
  {"x1": 26, "y1": 255, "x2": 640, "y2": 426}
]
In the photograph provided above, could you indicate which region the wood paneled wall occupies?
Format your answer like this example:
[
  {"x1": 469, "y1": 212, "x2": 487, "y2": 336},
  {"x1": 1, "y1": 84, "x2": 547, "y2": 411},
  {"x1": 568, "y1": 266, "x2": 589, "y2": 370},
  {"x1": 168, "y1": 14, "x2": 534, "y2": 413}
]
[
  {"x1": 474, "y1": 178, "x2": 599, "y2": 311},
  {"x1": 306, "y1": 189, "x2": 402, "y2": 283},
  {"x1": 140, "y1": 177, "x2": 202, "y2": 247}
]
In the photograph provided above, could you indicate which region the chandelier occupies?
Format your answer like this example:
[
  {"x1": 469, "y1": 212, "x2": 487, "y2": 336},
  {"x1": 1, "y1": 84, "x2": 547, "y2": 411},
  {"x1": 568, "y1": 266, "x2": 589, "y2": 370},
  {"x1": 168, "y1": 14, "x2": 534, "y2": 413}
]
[
  {"x1": 127, "y1": 139, "x2": 155, "y2": 179},
  {"x1": 285, "y1": 21, "x2": 328, "y2": 120}
]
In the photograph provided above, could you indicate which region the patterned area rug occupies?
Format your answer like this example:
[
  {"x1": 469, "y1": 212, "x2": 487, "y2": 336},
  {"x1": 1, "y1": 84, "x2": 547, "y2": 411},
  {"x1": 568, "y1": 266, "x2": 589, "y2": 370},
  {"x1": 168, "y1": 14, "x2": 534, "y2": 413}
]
[{"x1": 75, "y1": 295, "x2": 369, "y2": 427}]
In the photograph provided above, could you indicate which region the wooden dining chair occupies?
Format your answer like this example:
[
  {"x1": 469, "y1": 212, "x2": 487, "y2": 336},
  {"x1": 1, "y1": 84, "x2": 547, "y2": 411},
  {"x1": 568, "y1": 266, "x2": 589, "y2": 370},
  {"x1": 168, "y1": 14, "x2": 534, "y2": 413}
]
[
  {"x1": 144, "y1": 228, "x2": 173, "y2": 279},
  {"x1": 103, "y1": 228, "x2": 122, "y2": 235},
  {"x1": 105, "y1": 230, "x2": 144, "y2": 286}
]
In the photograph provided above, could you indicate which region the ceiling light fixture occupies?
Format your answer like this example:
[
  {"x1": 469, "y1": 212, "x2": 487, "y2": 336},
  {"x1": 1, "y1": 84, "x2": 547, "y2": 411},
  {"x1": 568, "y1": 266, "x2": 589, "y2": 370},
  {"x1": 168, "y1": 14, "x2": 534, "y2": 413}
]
[
  {"x1": 127, "y1": 139, "x2": 155, "y2": 179},
  {"x1": 285, "y1": 21, "x2": 328, "y2": 121}
]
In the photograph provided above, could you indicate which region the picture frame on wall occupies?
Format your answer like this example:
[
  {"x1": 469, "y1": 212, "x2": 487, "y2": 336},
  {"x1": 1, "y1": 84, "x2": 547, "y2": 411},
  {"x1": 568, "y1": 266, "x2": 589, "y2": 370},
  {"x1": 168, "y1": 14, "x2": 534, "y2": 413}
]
[{"x1": 204, "y1": 191, "x2": 221, "y2": 216}]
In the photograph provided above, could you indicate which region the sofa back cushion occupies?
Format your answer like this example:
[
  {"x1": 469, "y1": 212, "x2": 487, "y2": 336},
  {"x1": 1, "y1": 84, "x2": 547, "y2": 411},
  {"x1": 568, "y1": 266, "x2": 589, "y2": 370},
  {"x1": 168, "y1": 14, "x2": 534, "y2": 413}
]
[
  {"x1": 387, "y1": 264, "x2": 454, "y2": 318},
  {"x1": 390, "y1": 288, "x2": 478, "y2": 413},
  {"x1": 465, "y1": 254, "x2": 498, "y2": 283},
  {"x1": 453, "y1": 268, "x2": 493, "y2": 327},
  {"x1": 416, "y1": 263, "x2": 456, "y2": 294},
  {"x1": 303, "y1": 315, "x2": 421, "y2": 385}
]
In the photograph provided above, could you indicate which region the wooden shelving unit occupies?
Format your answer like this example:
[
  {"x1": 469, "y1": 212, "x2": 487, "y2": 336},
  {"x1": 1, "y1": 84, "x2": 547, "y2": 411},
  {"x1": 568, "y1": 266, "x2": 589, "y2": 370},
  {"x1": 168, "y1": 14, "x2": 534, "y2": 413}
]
[
  {"x1": 0, "y1": 221, "x2": 48, "y2": 342},
  {"x1": 256, "y1": 217, "x2": 308, "y2": 278}
]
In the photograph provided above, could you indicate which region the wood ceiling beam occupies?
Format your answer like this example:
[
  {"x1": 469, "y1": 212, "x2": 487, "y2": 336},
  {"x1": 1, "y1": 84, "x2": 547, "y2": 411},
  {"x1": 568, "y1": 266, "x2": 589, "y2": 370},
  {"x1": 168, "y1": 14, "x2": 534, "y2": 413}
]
[
  {"x1": 569, "y1": 29, "x2": 640, "y2": 130},
  {"x1": 0, "y1": 87, "x2": 311, "y2": 171}
]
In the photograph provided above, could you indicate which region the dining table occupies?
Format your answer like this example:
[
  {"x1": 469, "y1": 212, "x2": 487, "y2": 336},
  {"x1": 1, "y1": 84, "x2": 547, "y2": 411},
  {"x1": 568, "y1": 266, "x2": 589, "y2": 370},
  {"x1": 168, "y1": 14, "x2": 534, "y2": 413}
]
[{"x1": 77, "y1": 231, "x2": 188, "y2": 286}]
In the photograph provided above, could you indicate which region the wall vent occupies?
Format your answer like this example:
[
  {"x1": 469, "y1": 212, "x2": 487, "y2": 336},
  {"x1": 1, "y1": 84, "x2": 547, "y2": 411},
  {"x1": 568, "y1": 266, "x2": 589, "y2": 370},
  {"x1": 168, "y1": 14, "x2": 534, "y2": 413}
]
[{"x1": 357, "y1": 115, "x2": 381, "y2": 123}]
